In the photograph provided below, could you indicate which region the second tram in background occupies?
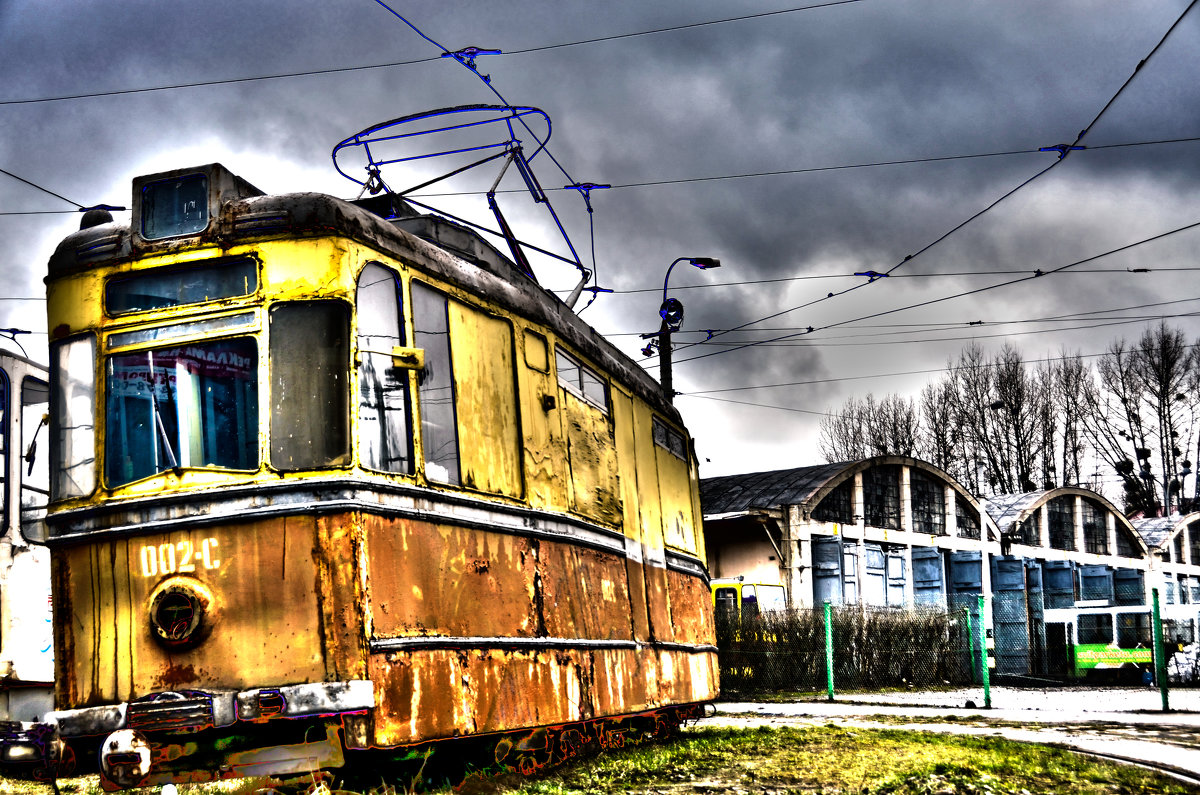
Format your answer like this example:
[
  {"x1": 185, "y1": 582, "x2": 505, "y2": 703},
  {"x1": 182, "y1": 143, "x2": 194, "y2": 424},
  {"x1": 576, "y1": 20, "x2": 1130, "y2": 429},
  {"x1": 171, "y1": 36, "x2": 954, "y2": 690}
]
[
  {"x1": 0, "y1": 351, "x2": 53, "y2": 725},
  {"x1": 5, "y1": 162, "x2": 717, "y2": 789}
]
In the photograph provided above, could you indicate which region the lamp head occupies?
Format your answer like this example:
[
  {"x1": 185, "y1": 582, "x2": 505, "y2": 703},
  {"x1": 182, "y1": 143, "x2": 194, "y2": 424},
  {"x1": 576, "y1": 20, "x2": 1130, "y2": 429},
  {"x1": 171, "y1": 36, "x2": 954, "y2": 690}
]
[
  {"x1": 660, "y1": 297, "x2": 685, "y2": 331},
  {"x1": 688, "y1": 257, "x2": 721, "y2": 269}
]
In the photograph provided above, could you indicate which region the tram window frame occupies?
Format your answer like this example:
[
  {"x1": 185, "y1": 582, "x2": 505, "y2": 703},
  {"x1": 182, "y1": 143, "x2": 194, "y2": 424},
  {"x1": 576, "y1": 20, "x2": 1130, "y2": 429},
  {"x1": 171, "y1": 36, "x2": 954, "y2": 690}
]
[
  {"x1": 50, "y1": 335, "x2": 97, "y2": 501},
  {"x1": 106, "y1": 336, "x2": 260, "y2": 486},
  {"x1": 651, "y1": 416, "x2": 687, "y2": 461},
  {"x1": 411, "y1": 281, "x2": 461, "y2": 486},
  {"x1": 714, "y1": 587, "x2": 738, "y2": 619},
  {"x1": 20, "y1": 377, "x2": 50, "y2": 522},
  {"x1": 270, "y1": 301, "x2": 350, "y2": 471},
  {"x1": 105, "y1": 257, "x2": 258, "y2": 317},
  {"x1": 356, "y1": 263, "x2": 413, "y2": 475},
  {"x1": 139, "y1": 173, "x2": 210, "y2": 241},
  {"x1": 1117, "y1": 612, "x2": 1152, "y2": 649},
  {"x1": 554, "y1": 348, "x2": 609, "y2": 414},
  {"x1": 1077, "y1": 613, "x2": 1113, "y2": 645}
]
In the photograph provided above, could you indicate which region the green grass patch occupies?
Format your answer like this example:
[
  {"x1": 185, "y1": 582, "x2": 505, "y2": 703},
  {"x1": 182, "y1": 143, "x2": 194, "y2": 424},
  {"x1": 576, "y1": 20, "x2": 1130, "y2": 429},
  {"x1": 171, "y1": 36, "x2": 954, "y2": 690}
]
[
  {"x1": 4, "y1": 726, "x2": 1194, "y2": 794},
  {"x1": 475, "y1": 725, "x2": 1197, "y2": 794}
]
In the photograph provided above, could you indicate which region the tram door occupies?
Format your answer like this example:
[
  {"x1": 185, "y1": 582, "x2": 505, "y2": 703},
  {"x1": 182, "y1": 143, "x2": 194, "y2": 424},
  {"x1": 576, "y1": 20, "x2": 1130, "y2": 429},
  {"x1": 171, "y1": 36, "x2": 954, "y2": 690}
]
[{"x1": 1045, "y1": 622, "x2": 1070, "y2": 676}]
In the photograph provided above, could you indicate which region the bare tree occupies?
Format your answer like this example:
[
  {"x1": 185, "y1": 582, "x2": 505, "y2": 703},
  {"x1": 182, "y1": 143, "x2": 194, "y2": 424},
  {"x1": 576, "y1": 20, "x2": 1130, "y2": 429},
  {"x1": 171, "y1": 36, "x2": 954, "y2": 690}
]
[
  {"x1": 917, "y1": 378, "x2": 958, "y2": 476},
  {"x1": 1082, "y1": 323, "x2": 1200, "y2": 515},
  {"x1": 819, "y1": 393, "x2": 919, "y2": 462},
  {"x1": 865, "y1": 394, "x2": 919, "y2": 457},
  {"x1": 819, "y1": 396, "x2": 868, "y2": 462}
]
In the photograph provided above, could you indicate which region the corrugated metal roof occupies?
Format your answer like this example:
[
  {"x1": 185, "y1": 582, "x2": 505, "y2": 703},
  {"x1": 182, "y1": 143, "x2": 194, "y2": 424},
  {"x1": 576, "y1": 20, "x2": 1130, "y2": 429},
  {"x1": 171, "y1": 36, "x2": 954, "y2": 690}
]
[
  {"x1": 980, "y1": 491, "x2": 1048, "y2": 528},
  {"x1": 1133, "y1": 515, "x2": 1180, "y2": 550},
  {"x1": 700, "y1": 462, "x2": 850, "y2": 515}
]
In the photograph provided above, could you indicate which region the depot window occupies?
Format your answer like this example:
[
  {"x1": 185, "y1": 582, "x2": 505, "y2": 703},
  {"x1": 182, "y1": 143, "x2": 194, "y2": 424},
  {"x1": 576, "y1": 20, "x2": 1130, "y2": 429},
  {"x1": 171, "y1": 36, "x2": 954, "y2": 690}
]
[
  {"x1": 270, "y1": 301, "x2": 349, "y2": 470},
  {"x1": 1049, "y1": 496, "x2": 1075, "y2": 551},
  {"x1": 863, "y1": 465, "x2": 900, "y2": 530},
  {"x1": 1082, "y1": 499, "x2": 1108, "y2": 555},
  {"x1": 955, "y1": 497, "x2": 981, "y2": 540},
  {"x1": 106, "y1": 258, "x2": 257, "y2": 316},
  {"x1": 910, "y1": 470, "x2": 944, "y2": 535},
  {"x1": 106, "y1": 338, "x2": 258, "y2": 486},
  {"x1": 812, "y1": 479, "x2": 853, "y2": 524}
]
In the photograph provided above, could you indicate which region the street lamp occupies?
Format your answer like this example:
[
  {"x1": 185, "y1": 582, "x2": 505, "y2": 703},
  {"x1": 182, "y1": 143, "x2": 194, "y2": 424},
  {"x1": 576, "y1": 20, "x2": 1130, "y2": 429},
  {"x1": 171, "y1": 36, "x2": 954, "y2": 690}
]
[{"x1": 642, "y1": 256, "x2": 720, "y2": 403}]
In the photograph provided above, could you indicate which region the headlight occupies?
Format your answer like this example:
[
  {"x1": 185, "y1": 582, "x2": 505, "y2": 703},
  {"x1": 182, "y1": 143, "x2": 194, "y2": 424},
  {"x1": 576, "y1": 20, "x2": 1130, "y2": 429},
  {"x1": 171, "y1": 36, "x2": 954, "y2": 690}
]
[{"x1": 1, "y1": 743, "x2": 40, "y2": 762}]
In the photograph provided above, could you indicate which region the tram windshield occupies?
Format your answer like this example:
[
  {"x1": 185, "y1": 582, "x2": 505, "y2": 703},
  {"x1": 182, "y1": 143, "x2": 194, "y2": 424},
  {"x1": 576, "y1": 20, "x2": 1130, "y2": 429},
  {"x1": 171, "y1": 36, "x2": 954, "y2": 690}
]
[{"x1": 105, "y1": 339, "x2": 258, "y2": 486}]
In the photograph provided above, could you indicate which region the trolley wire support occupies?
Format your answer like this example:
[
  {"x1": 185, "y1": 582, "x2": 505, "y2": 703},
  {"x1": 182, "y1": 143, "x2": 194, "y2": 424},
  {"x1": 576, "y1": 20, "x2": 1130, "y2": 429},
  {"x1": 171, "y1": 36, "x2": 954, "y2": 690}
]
[{"x1": 331, "y1": 104, "x2": 594, "y2": 306}]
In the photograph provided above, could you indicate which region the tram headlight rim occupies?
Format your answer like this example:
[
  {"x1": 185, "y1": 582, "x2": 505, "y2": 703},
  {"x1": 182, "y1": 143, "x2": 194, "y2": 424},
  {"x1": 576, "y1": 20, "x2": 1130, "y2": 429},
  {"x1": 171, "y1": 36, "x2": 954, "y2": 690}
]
[{"x1": 147, "y1": 576, "x2": 217, "y2": 650}]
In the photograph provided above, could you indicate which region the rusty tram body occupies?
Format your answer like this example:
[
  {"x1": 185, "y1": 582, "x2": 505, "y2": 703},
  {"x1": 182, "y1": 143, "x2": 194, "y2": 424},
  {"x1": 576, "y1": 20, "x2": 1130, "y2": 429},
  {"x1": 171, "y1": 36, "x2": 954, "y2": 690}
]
[{"x1": 12, "y1": 163, "x2": 717, "y2": 788}]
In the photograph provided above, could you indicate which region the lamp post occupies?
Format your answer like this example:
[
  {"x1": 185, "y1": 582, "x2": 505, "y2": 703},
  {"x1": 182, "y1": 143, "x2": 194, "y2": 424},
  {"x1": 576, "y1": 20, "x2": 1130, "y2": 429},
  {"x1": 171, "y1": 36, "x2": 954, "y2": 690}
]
[{"x1": 647, "y1": 256, "x2": 720, "y2": 403}]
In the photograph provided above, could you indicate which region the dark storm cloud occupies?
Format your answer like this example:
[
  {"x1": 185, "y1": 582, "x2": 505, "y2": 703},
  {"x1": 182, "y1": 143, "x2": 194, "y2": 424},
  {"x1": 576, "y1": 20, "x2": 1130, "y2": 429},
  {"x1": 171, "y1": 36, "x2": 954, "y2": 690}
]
[{"x1": 2, "y1": 0, "x2": 1198, "y2": 473}]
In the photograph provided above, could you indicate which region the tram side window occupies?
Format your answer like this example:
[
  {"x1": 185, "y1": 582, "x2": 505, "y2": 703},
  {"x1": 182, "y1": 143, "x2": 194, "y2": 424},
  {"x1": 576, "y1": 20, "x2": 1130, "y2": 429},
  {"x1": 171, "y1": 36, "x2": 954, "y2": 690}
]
[
  {"x1": 270, "y1": 302, "x2": 348, "y2": 470},
  {"x1": 714, "y1": 587, "x2": 738, "y2": 619},
  {"x1": 1077, "y1": 614, "x2": 1113, "y2": 645},
  {"x1": 356, "y1": 264, "x2": 411, "y2": 474},
  {"x1": 20, "y1": 378, "x2": 50, "y2": 519},
  {"x1": 1117, "y1": 613, "x2": 1152, "y2": 649},
  {"x1": 411, "y1": 282, "x2": 460, "y2": 485},
  {"x1": 108, "y1": 339, "x2": 258, "y2": 485},
  {"x1": 50, "y1": 336, "x2": 96, "y2": 500}
]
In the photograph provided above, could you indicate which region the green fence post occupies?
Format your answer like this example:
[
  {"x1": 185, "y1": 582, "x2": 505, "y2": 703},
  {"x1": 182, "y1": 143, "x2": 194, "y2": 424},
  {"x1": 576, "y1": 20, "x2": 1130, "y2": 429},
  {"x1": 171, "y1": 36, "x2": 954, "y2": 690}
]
[
  {"x1": 824, "y1": 600, "x2": 835, "y2": 701},
  {"x1": 963, "y1": 606, "x2": 975, "y2": 684},
  {"x1": 977, "y1": 594, "x2": 991, "y2": 709},
  {"x1": 1152, "y1": 588, "x2": 1170, "y2": 712}
]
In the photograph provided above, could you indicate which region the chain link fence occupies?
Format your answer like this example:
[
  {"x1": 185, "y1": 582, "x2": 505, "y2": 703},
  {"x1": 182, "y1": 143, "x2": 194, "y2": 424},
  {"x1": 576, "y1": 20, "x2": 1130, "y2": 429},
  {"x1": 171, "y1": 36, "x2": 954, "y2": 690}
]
[
  {"x1": 717, "y1": 588, "x2": 1184, "y2": 710},
  {"x1": 715, "y1": 603, "x2": 975, "y2": 694}
]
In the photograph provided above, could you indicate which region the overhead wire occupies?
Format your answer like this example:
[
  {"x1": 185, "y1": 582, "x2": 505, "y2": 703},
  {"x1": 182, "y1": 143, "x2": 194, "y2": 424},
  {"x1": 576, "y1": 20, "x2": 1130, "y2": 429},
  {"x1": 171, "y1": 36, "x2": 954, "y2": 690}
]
[
  {"x1": 609, "y1": 295, "x2": 1200, "y2": 340},
  {"x1": 672, "y1": 216, "x2": 1200, "y2": 366},
  {"x1": 0, "y1": 1, "x2": 866, "y2": 107},
  {"x1": 680, "y1": 341, "x2": 1200, "y2": 398},
  {"x1": 409, "y1": 135, "x2": 1200, "y2": 200},
  {"x1": 0, "y1": 167, "x2": 83, "y2": 209},
  {"x1": 663, "y1": 0, "x2": 1200, "y2": 362}
]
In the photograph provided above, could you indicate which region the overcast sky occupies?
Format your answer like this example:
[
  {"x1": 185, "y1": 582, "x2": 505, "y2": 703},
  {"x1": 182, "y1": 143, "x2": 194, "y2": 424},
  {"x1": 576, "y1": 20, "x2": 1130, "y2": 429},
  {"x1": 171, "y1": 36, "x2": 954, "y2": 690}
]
[{"x1": 2, "y1": 0, "x2": 1199, "y2": 485}]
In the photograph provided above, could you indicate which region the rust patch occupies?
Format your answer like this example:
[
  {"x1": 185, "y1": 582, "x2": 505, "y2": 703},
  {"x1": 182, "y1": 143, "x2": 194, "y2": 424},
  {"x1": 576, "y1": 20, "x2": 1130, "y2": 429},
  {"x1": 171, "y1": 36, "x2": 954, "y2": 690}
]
[
  {"x1": 471, "y1": 558, "x2": 490, "y2": 574},
  {"x1": 156, "y1": 662, "x2": 199, "y2": 689}
]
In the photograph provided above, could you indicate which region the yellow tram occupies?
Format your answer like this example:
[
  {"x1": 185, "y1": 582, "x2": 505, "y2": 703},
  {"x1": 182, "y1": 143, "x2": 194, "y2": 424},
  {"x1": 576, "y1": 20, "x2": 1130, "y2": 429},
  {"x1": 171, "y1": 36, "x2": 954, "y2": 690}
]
[{"x1": 12, "y1": 163, "x2": 717, "y2": 788}]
